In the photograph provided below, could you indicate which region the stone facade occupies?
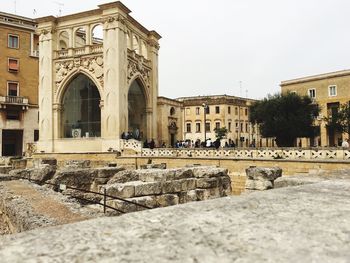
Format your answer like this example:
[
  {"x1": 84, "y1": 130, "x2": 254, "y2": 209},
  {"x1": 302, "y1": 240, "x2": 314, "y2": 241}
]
[
  {"x1": 0, "y1": 12, "x2": 39, "y2": 156},
  {"x1": 36, "y1": 2, "x2": 161, "y2": 153},
  {"x1": 281, "y1": 70, "x2": 350, "y2": 147}
]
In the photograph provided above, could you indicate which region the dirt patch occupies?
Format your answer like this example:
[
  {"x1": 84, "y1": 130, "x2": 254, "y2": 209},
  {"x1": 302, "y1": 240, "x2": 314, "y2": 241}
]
[{"x1": 2, "y1": 181, "x2": 88, "y2": 225}]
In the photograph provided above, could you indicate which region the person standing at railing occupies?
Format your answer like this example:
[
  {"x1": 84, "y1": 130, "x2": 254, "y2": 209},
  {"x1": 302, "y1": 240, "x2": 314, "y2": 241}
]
[{"x1": 341, "y1": 139, "x2": 349, "y2": 148}]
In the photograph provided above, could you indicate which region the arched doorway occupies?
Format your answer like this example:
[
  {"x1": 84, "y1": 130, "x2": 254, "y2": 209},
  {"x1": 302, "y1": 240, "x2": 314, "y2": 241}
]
[
  {"x1": 61, "y1": 73, "x2": 101, "y2": 138},
  {"x1": 128, "y1": 79, "x2": 147, "y2": 140}
]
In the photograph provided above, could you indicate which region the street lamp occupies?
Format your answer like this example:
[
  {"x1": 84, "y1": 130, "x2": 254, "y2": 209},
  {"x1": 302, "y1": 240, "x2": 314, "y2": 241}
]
[{"x1": 202, "y1": 103, "x2": 208, "y2": 144}]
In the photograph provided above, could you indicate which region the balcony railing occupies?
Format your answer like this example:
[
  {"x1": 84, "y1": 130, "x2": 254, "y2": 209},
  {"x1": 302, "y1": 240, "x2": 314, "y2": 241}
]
[
  {"x1": 0, "y1": 96, "x2": 29, "y2": 105},
  {"x1": 31, "y1": 50, "x2": 39, "y2": 57}
]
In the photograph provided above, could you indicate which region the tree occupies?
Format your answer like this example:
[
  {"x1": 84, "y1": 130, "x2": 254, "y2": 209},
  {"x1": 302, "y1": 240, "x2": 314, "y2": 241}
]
[
  {"x1": 324, "y1": 102, "x2": 350, "y2": 138},
  {"x1": 214, "y1": 127, "x2": 228, "y2": 140},
  {"x1": 249, "y1": 92, "x2": 320, "y2": 147}
]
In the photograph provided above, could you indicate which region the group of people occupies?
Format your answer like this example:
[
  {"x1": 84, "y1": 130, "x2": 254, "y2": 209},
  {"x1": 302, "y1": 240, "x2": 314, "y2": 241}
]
[
  {"x1": 121, "y1": 130, "x2": 141, "y2": 141},
  {"x1": 173, "y1": 138, "x2": 237, "y2": 149}
]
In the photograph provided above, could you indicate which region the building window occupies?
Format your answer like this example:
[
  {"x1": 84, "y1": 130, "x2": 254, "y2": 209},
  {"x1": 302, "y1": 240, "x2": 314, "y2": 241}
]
[
  {"x1": 8, "y1": 58, "x2": 19, "y2": 72},
  {"x1": 170, "y1": 107, "x2": 175, "y2": 115},
  {"x1": 186, "y1": 123, "x2": 191, "y2": 133},
  {"x1": 7, "y1": 82, "x2": 19, "y2": 96},
  {"x1": 246, "y1": 123, "x2": 249, "y2": 132},
  {"x1": 228, "y1": 122, "x2": 231, "y2": 132},
  {"x1": 240, "y1": 122, "x2": 243, "y2": 132},
  {"x1": 235, "y1": 122, "x2": 238, "y2": 130},
  {"x1": 235, "y1": 107, "x2": 238, "y2": 115},
  {"x1": 215, "y1": 106, "x2": 220, "y2": 114},
  {"x1": 245, "y1": 108, "x2": 248, "y2": 116},
  {"x1": 329, "y1": 85, "x2": 337, "y2": 97},
  {"x1": 228, "y1": 106, "x2": 231, "y2": 114},
  {"x1": 205, "y1": 122, "x2": 210, "y2": 132},
  {"x1": 205, "y1": 106, "x2": 210, "y2": 114},
  {"x1": 215, "y1": 122, "x2": 220, "y2": 130},
  {"x1": 8, "y1": 34, "x2": 19, "y2": 49},
  {"x1": 61, "y1": 74, "x2": 101, "y2": 138},
  {"x1": 34, "y1": 130, "x2": 39, "y2": 141},
  {"x1": 308, "y1": 89, "x2": 316, "y2": 99},
  {"x1": 196, "y1": 107, "x2": 200, "y2": 115},
  {"x1": 6, "y1": 110, "x2": 20, "y2": 120},
  {"x1": 196, "y1": 123, "x2": 201, "y2": 133}
]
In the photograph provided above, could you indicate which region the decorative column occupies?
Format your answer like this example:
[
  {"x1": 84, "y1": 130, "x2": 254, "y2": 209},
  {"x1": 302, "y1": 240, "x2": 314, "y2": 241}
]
[
  {"x1": 36, "y1": 22, "x2": 56, "y2": 153},
  {"x1": 148, "y1": 32, "x2": 161, "y2": 142},
  {"x1": 101, "y1": 12, "x2": 127, "y2": 151}
]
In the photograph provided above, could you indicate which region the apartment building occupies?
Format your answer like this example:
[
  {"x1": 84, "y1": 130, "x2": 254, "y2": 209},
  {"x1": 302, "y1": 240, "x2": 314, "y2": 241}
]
[
  {"x1": 179, "y1": 95, "x2": 260, "y2": 147},
  {"x1": 0, "y1": 12, "x2": 39, "y2": 156},
  {"x1": 281, "y1": 70, "x2": 350, "y2": 147}
]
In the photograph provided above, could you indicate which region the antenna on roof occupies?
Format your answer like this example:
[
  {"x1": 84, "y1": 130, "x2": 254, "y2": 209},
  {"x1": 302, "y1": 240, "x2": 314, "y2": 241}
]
[
  {"x1": 33, "y1": 9, "x2": 37, "y2": 16},
  {"x1": 245, "y1": 89, "x2": 248, "y2": 98},
  {"x1": 54, "y1": 1, "x2": 64, "y2": 17}
]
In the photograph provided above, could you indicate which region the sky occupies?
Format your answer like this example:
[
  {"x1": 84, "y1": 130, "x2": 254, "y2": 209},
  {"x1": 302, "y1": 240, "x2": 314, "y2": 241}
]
[{"x1": 3, "y1": 0, "x2": 350, "y2": 100}]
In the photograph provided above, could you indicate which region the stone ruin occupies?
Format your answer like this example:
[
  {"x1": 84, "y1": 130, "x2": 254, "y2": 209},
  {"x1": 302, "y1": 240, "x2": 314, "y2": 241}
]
[
  {"x1": 7, "y1": 159, "x2": 232, "y2": 213},
  {"x1": 245, "y1": 166, "x2": 282, "y2": 190}
]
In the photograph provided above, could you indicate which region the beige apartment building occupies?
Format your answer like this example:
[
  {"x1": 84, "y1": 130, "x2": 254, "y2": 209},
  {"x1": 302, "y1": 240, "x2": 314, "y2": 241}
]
[
  {"x1": 0, "y1": 12, "x2": 39, "y2": 156},
  {"x1": 281, "y1": 70, "x2": 350, "y2": 147},
  {"x1": 157, "y1": 95, "x2": 263, "y2": 147}
]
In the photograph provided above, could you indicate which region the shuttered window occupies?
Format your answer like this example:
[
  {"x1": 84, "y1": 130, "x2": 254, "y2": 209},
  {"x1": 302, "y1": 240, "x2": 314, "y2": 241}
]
[{"x1": 8, "y1": 58, "x2": 19, "y2": 71}]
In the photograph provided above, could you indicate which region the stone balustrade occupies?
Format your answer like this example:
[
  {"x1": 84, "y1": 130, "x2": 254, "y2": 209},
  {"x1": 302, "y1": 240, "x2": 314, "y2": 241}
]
[{"x1": 141, "y1": 147, "x2": 350, "y2": 160}]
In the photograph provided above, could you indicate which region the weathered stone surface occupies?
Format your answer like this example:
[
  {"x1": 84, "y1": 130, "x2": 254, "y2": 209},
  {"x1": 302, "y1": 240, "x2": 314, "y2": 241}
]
[
  {"x1": 155, "y1": 194, "x2": 179, "y2": 207},
  {"x1": 138, "y1": 169, "x2": 171, "y2": 182},
  {"x1": 49, "y1": 168, "x2": 97, "y2": 190},
  {"x1": 140, "y1": 163, "x2": 166, "y2": 169},
  {"x1": 11, "y1": 159, "x2": 27, "y2": 170},
  {"x1": 103, "y1": 183, "x2": 135, "y2": 198},
  {"x1": 107, "y1": 196, "x2": 157, "y2": 213},
  {"x1": 0, "y1": 167, "x2": 12, "y2": 175},
  {"x1": 220, "y1": 176, "x2": 232, "y2": 196},
  {"x1": 191, "y1": 166, "x2": 228, "y2": 178},
  {"x1": 196, "y1": 188, "x2": 221, "y2": 201},
  {"x1": 8, "y1": 169, "x2": 32, "y2": 180},
  {"x1": 196, "y1": 177, "x2": 219, "y2": 188},
  {"x1": 107, "y1": 170, "x2": 139, "y2": 184},
  {"x1": 245, "y1": 179, "x2": 273, "y2": 190},
  {"x1": 162, "y1": 178, "x2": 195, "y2": 193},
  {"x1": 178, "y1": 190, "x2": 197, "y2": 204},
  {"x1": 65, "y1": 160, "x2": 91, "y2": 169},
  {"x1": 246, "y1": 166, "x2": 282, "y2": 181},
  {"x1": 33, "y1": 158, "x2": 57, "y2": 168},
  {"x1": 1, "y1": 180, "x2": 350, "y2": 262},
  {"x1": 133, "y1": 181, "x2": 162, "y2": 196},
  {"x1": 96, "y1": 167, "x2": 125, "y2": 178}
]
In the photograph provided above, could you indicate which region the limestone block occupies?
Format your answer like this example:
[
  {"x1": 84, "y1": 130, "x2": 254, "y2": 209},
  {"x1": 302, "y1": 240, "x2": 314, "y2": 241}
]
[
  {"x1": 220, "y1": 176, "x2": 232, "y2": 196},
  {"x1": 155, "y1": 194, "x2": 179, "y2": 207},
  {"x1": 245, "y1": 166, "x2": 282, "y2": 181},
  {"x1": 107, "y1": 170, "x2": 139, "y2": 184},
  {"x1": 29, "y1": 165, "x2": 57, "y2": 184},
  {"x1": 96, "y1": 167, "x2": 125, "y2": 178},
  {"x1": 196, "y1": 178, "x2": 219, "y2": 188},
  {"x1": 173, "y1": 168, "x2": 195, "y2": 180},
  {"x1": 138, "y1": 169, "x2": 172, "y2": 182},
  {"x1": 50, "y1": 168, "x2": 98, "y2": 190},
  {"x1": 107, "y1": 196, "x2": 157, "y2": 213},
  {"x1": 180, "y1": 178, "x2": 197, "y2": 191},
  {"x1": 103, "y1": 183, "x2": 135, "y2": 198},
  {"x1": 65, "y1": 160, "x2": 91, "y2": 169},
  {"x1": 191, "y1": 166, "x2": 228, "y2": 178},
  {"x1": 162, "y1": 180, "x2": 182, "y2": 193},
  {"x1": 245, "y1": 179, "x2": 273, "y2": 190},
  {"x1": 196, "y1": 188, "x2": 221, "y2": 201},
  {"x1": 33, "y1": 158, "x2": 57, "y2": 168},
  {"x1": 140, "y1": 163, "x2": 166, "y2": 169},
  {"x1": 178, "y1": 190, "x2": 198, "y2": 204},
  {"x1": 9, "y1": 168, "x2": 33, "y2": 179},
  {"x1": 0, "y1": 166, "x2": 12, "y2": 174},
  {"x1": 133, "y1": 181, "x2": 162, "y2": 196}
]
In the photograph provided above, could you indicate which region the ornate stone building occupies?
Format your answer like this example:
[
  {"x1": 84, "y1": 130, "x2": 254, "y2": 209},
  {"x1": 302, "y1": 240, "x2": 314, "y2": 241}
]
[
  {"x1": 0, "y1": 12, "x2": 39, "y2": 156},
  {"x1": 36, "y1": 1, "x2": 160, "y2": 153},
  {"x1": 281, "y1": 70, "x2": 350, "y2": 147}
]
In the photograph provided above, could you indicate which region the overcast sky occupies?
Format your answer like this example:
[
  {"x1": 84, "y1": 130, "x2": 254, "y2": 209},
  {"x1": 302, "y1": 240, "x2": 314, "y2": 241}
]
[{"x1": 3, "y1": 0, "x2": 350, "y2": 99}]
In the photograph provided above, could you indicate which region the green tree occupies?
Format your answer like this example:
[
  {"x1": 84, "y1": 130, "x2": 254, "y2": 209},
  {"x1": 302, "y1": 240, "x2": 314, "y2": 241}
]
[
  {"x1": 249, "y1": 92, "x2": 320, "y2": 147},
  {"x1": 214, "y1": 127, "x2": 228, "y2": 140},
  {"x1": 324, "y1": 102, "x2": 350, "y2": 138}
]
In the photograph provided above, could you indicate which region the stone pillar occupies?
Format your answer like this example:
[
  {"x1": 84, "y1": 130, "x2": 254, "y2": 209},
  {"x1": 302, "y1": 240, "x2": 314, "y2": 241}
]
[
  {"x1": 52, "y1": 103, "x2": 62, "y2": 139},
  {"x1": 148, "y1": 33, "x2": 160, "y2": 142},
  {"x1": 37, "y1": 24, "x2": 56, "y2": 153},
  {"x1": 101, "y1": 12, "x2": 127, "y2": 151}
]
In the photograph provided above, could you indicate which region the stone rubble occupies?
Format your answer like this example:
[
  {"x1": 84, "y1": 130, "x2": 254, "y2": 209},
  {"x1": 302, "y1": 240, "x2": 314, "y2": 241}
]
[{"x1": 245, "y1": 166, "x2": 282, "y2": 190}]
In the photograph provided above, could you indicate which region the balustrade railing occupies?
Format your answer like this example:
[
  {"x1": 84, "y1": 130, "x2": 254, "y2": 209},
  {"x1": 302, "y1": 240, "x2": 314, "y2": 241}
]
[
  {"x1": 1, "y1": 96, "x2": 28, "y2": 104},
  {"x1": 140, "y1": 147, "x2": 350, "y2": 161}
]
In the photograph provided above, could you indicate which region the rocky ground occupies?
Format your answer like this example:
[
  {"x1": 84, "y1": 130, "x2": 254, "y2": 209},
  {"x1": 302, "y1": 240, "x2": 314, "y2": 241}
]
[{"x1": 0, "y1": 175, "x2": 349, "y2": 262}]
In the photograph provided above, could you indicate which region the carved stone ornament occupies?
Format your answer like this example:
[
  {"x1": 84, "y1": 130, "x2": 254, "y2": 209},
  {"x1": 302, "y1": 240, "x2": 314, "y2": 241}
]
[
  {"x1": 127, "y1": 57, "x2": 151, "y2": 88},
  {"x1": 54, "y1": 55, "x2": 104, "y2": 93}
]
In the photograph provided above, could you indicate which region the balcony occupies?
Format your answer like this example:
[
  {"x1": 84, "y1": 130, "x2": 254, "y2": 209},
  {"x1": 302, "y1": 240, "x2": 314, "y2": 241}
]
[{"x1": 0, "y1": 96, "x2": 29, "y2": 110}]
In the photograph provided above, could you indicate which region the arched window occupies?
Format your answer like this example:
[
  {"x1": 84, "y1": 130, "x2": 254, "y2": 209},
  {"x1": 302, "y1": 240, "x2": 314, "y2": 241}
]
[
  {"x1": 61, "y1": 74, "x2": 101, "y2": 138},
  {"x1": 128, "y1": 79, "x2": 146, "y2": 139}
]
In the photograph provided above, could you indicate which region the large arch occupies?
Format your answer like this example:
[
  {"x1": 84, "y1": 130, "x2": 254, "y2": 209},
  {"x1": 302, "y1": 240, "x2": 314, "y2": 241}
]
[
  {"x1": 128, "y1": 78, "x2": 147, "y2": 140},
  {"x1": 61, "y1": 73, "x2": 101, "y2": 138}
]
